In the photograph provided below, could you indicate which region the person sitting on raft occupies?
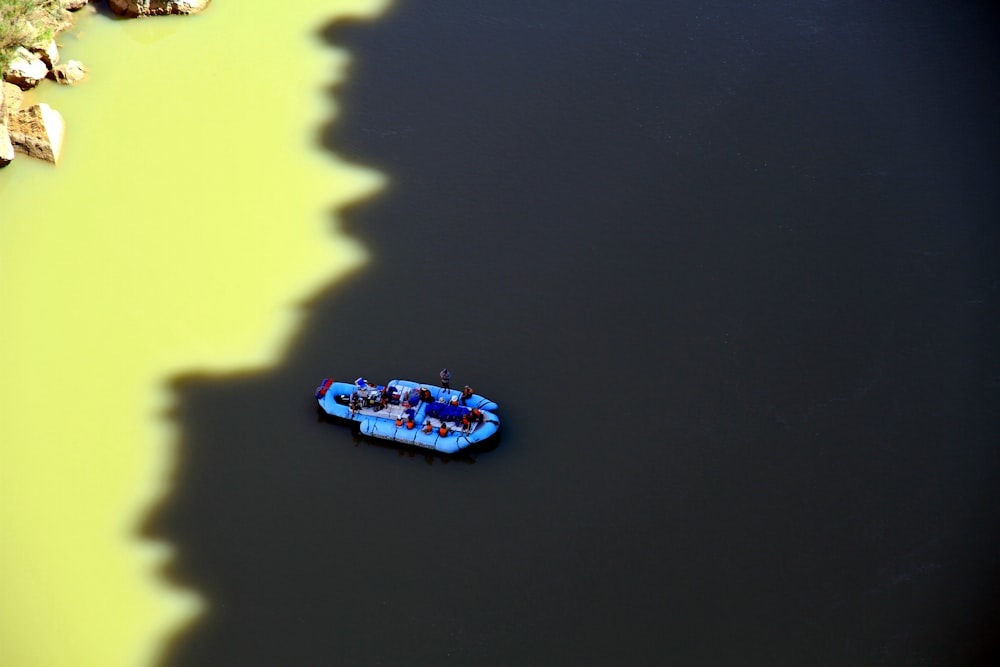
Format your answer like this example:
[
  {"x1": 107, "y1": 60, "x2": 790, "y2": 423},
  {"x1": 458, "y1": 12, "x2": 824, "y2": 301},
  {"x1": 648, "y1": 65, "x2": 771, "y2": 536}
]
[
  {"x1": 384, "y1": 385, "x2": 399, "y2": 405},
  {"x1": 422, "y1": 420, "x2": 434, "y2": 434},
  {"x1": 461, "y1": 385, "x2": 474, "y2": 405},
  {"x1": 438, "y1": 422, "x2": 449, "y2": 437},
  {"x1": 405, "y1": 414, "x2": 416, "y2": 429}
]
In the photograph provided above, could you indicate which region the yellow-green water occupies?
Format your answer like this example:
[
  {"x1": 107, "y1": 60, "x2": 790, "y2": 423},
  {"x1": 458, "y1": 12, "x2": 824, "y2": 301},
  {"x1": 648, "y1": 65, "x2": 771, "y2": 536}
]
[{"x1": 0, "y1": 2, "x2": 388, "y2": 665}]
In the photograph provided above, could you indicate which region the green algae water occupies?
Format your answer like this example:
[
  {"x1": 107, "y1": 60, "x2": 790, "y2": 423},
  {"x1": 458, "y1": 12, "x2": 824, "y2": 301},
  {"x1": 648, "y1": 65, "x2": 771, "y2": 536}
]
[{"x1": 0, "y1": 2, "x2": 388, "y2": 665}]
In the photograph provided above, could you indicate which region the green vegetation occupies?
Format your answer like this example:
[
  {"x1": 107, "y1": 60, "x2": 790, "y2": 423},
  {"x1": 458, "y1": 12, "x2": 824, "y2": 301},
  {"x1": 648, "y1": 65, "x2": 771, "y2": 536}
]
[{"x1": 1, "y1": 0, "x2": 68, "y2": 74}]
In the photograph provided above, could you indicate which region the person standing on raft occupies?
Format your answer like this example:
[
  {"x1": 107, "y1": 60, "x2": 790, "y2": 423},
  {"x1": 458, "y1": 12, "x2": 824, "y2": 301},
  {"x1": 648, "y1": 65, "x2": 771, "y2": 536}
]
[{"x1": 439, "y1": 368, "x2": 451, "y2": 389}]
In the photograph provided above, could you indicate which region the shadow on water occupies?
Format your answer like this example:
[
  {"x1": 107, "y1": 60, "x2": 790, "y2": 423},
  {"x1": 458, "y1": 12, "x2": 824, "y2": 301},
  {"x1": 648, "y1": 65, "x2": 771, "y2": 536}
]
[{"x1": 151, "y1": 2, "x2": 1000, "y2": 665}]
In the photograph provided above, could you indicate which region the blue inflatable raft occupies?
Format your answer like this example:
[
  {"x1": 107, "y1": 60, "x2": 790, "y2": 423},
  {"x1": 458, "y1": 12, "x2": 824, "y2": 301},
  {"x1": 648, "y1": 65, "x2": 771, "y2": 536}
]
[{"x1": 315, "y1": 378, "x2": 500, "y2": 454}]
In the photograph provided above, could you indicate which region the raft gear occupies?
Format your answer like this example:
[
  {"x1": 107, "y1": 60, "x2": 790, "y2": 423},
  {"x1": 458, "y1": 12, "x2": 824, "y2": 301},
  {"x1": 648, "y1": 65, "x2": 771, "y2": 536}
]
[{"x1": 315, "y1": 378, "x2": 334, "y2": 398}]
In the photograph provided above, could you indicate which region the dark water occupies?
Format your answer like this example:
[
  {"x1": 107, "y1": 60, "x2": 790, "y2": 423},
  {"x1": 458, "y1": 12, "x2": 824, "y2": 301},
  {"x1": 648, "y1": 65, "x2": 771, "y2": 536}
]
[{"x1": 153, "y1": 1, "x2": 999, "y2": 665}]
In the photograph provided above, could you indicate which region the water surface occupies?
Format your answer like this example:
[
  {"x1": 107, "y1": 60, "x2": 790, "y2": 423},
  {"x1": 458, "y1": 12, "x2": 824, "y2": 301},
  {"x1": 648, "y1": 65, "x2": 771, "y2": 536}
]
[
  {"x1": 155, "y1": 1, "x2": 999, "y2": 666},
  {"x1": 3, "y1": 1, "x2": 998, "y2": 666},
  {"x1": 0, "y1": 2, "x2": 387, "y2": 665}
]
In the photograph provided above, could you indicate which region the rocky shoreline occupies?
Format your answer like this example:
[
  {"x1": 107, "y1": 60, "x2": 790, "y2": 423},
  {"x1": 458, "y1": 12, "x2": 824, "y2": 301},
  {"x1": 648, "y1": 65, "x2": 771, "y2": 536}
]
[{"x1": 1, "y1": 0, "x2": 210, "y2": 168}]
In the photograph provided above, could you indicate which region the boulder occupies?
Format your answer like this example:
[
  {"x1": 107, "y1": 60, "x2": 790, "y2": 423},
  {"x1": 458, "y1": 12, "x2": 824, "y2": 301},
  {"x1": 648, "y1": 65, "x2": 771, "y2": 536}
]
[
  {"x1": 2, "y1": 82, "x2": 24, "y2": 113},
  {"x1": 51, "y1": 60, "x2": 87, "y2": 85},
  {"x1": 4, "y1": 47, "x2": 49, "y2": 90},
  {"x1": 0, "y1": 132, "x2": 11, "y2": 167},
  {"x1": 1, "y1": 86, "x2": 14, "y2": 168},
  {"x1": 65, "y1": 0, "x2": 91, "y2": 10},
  {"x1": 7, "y1": 104, "x2": 66, "y2": 164},
  {"x1": 108, "y1": 0, "x2": 212, "y2": 17},
  {"x1": 31, "y1": 39, "x2": 60, "y2": 69}
]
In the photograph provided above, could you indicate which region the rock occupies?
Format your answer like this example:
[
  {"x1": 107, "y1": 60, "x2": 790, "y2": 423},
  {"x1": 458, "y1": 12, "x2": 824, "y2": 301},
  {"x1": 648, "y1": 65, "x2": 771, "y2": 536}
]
[
  {"x1": 1, "y1": 86, "x2": 14, "y2": 168},
  {"x1": 7, "y1": 104, "x2": 66, "y2": 164},
  {"x1": 31, "y1": 39, "x2": 60, "y2": 69},
  {"x1": 51, "y1": 60, "x2": 87, "y2": 85},
  {"x1": 65, "y1": 0, "x2": 91, "y2": 10},
  {"x1": 108, "y1": 0, "x2": 212, "y2": 18},
  {"x1": 2, "y1": 82, "x2": 24, "y2": 113},
  {"x1": 4, "y1": 47, "x2": 49, "y2": 90},
  {"x1": 0, "y1": 133, "x2": 12, "y2": 167}
]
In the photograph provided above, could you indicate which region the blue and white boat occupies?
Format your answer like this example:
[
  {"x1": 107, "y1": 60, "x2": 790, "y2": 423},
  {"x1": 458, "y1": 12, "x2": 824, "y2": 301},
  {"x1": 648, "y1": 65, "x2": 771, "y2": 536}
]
[{"x1": 315, "y1": 377, "x2": 500, "y2": 454}]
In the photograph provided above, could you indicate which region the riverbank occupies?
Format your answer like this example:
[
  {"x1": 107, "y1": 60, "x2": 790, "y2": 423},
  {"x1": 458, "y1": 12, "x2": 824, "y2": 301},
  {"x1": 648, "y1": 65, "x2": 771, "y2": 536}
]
[{"x1": 1, "y1": 0, "x2": 210, "y2": 167}]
